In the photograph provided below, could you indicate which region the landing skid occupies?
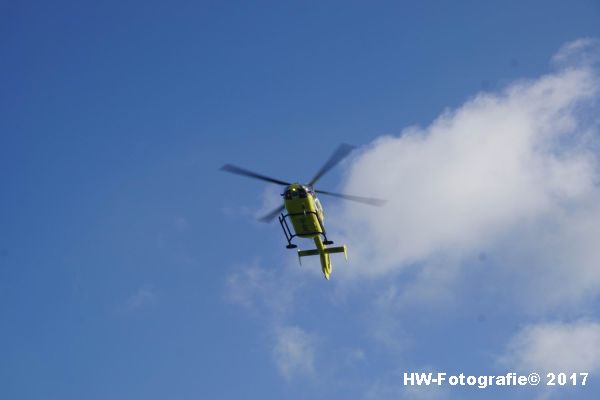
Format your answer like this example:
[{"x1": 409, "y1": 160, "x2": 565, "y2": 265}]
[{"x1": 278, "y1": 211, "x2": 332, "y2": 249}]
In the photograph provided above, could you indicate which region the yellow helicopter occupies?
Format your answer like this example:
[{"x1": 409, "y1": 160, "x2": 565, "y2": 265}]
[{"x1": 221, "y1": 144, "x2": 385, "y2": 280}]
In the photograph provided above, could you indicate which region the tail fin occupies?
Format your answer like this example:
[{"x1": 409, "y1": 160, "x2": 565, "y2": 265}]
[
  {"x1": 297, "y1": 245, "x2": 348, "y2": 263},
  {"x1": 297, "y1": 248, "x2": 320, "y2": 260},
  {"x1": 323, "y1": 245, "x2": 348, "y2": 259},
  {"x1": 297, "y1": 242, "x2": 348, "y2": 280}
]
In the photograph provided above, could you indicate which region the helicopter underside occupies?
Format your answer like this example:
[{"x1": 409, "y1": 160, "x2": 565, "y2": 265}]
[
  {"x1": 283, "y1": 194, "x2": 324, "y2": 238},
  {"x1": 279, "y1": 195, "x2": 347, "y2": 280}
]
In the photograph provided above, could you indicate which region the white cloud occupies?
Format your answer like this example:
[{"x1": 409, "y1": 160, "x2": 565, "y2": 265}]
[
  {"x1": 226, "y1": 263, "x2": 319, "y2": 380},
  {"x1": 497, "y1": 198, "x2": 600, "y2": 312},
  {"x1": 499, "y1": 320, "x2": 600, "y2": 374},
  {"x1": 552, "y1": 37, "x2": 600, "y2": 68},
  {"x1": 272, "y1": 325, "x2": 317, "y2": 380},
  {"x1": 225, "y1": 261, "x2": 303, "y2": 319},
  {"x1": 340, "y1": 67, "x2": 597, "y2": 275},
  {"x1": 333, "y1": 39, "x2": 600, "y2": 310}
]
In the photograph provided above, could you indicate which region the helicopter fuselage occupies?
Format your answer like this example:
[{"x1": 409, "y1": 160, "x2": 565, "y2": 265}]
[
  {"x1": 283, "y1": 183, "x2": 324, "y2": 238},
  {"x1": 279, "y1": 183, "x2": 348, "y2": 280}
]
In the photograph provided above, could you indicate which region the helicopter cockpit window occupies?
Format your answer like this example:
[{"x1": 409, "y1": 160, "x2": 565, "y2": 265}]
[{"x1": 297, "y1": 187, "x2": 307, "y2": 198}]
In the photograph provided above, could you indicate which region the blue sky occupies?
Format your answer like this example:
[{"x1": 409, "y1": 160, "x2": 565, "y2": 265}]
[{"x1": 2, "y1": 1, "x2": 600, "y2": 399}]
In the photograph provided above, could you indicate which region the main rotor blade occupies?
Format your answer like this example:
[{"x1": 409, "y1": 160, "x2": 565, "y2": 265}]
[
  {"x1": 258, "y1": 204, "x2": 286, "y2": 223},
  {"x1": 221, "y1": 164, "x2": 291, "y2": 186},
  {"x1": 315, "y1": 190, "x2": 387, "y2": 206},
  {"x1": 308, "y1": 143, "x2": 356, "y2": 186}
]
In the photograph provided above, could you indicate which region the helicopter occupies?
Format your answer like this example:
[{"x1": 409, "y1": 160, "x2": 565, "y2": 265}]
[{"x1": 221, "y1": 143, "x2": 385, "y2": 280}]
